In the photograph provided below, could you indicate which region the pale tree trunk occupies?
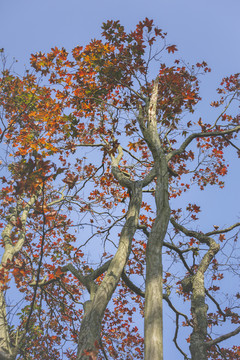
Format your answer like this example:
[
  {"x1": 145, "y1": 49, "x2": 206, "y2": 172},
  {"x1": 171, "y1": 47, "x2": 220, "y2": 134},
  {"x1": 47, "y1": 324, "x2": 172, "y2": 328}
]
[
  {"x1": 190, "y1": 273, "x2": 208, "y2": 360},
  {"x1": 144, "y1": 147, "x2": 170, "y2": 360},
  {"x1": 170, "y1": 219, "x2": 220, "y2": 360},
  {"x1": 0, "y1": 292, "x2": 13, "y2": 360},
  {"x1": 189, "y1": 247, "x2": 218, "y2": 360},
  {"x1": 77, "y1": 177, "x2": 143, "y2": 359},
  {"x1": 0, "y1": 193, "x2": 39, "y2": 359},
  {"x1": 138, "y1": 79, "x2": 171, "y2": 360},
  {"x1": 144, "y1": 191, "x2": 170, "y2": 360}
]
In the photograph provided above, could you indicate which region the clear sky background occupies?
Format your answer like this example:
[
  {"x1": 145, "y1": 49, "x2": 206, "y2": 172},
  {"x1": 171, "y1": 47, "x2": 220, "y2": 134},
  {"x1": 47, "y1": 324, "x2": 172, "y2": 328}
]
[{"x1": 1, "y1": 0, "x2": 240, "y2": 358}]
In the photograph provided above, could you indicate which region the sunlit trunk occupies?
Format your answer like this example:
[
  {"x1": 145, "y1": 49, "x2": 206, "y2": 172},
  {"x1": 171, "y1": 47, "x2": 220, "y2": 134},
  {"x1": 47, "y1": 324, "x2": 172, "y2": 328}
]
[
  {"x1": 77, "y1": 183, "x2": 143, "y2": 359},
  {"x1": 0, "y1": 291, "x2": 12, "y2": 359},
  {"x1": 189, "y1": 273, "x2": 208, "y2": 360}
]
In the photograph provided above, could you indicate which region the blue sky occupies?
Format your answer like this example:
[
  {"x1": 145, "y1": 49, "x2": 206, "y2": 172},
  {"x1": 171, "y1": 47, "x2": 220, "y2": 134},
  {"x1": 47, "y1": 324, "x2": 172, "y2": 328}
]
[
  {"x1": 1, "y1": 0, "x2": 240, "y2": 78},
  {"x1": 1, "y1": 0, "x2": 240, "y2": 358}
]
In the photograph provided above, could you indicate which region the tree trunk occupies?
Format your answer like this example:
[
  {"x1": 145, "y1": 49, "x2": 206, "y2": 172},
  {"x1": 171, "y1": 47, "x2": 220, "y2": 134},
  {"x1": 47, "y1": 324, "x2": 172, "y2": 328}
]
[
  {"x1": 0, "y1": 193, "x2": 40, "y2": 359},
  {"x1": 137, "y1": 78, "x2": 171, "y2": 360},
  {"x1": 77, "y1": 183, "x2": 143, "y2": 359},
  {"x1": 144, "y1": 167, "x2": 170, "y2": 360},
  {"x1": 170, "y1": 220, "x2": 220, "y2": 360},
  {"x1": 189, "y1": 273, "x2": 208, "y2": 360},
  {"x1": 0, "y1": 292, "x2": 12, "y2": 359}
]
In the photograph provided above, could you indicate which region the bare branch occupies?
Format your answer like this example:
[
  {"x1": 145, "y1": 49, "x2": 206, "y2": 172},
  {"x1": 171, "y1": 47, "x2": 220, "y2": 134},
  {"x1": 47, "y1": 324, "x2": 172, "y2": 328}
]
[
  {"x1": 206, "y1": 326, "x2": 240, "y2": 348},
  {"x1": 171, "y1": 218, "x2": 214, "y2": 247},
  {"x1": 167, "y1": 125, "x2": 240, "y2": 161},
  {"x1": 87, "y1": 260, "x2": 112, "y2": 281},
  {"x1": 163, "y1": 241, "x2": 193, "y2": 274},
  {"x1": 206, "y1": 222, "x2": 240, "y2": 236},
  {"x1": 222, "y1": 134, "x2": 240, "y2": 152},
  {"x1": 205, "y1": 290, "x2": 226, "y2": 319},
  {"x1": 173, "y1": 313, "x2": 190, "y2": 360},
  {"x1": 121, "y1": 271, "x2": 145, "y2": 298}
]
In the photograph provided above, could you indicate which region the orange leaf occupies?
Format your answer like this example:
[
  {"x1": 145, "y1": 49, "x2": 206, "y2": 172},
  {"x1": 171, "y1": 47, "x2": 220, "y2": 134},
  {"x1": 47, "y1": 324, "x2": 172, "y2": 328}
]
[{"x1": 55, "y1": 268, "x2": 63, "y2": 277}]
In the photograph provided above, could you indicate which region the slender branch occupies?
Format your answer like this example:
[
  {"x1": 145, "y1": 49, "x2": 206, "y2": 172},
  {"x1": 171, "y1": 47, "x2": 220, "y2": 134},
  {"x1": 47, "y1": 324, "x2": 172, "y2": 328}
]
[
  {"x1": 206, "y1": 222, "x2": 240, "y2": 236},
  {"x1": 171, "y1": 218, "x2": 212, "y2": 246},
  {"x1": 222, "y1": 134, "x2": 240, "y2": 152},
  {"x1": 205, "y1": 290, "x2": 226, "y2": 319},
  {"x1": 59, "y1": 143, "x2": 104, "y2": 151},
  {"x1": 122, "y1": 147, "x2": 151, "y2": 165},
  {"x1": 72, "y1": 143, "x2": 104, "y2": 147},
  {"x1": 163, "y1": 241, "x2": 193, "y2": 274},
  {"x1": 170, "y1": 218, "x2": 220, "y2": 275},
  {"x1": 25, "y1": 186, "x2": 46, "y2": 333},
  {"x1": 118, "y1": 81, "x2": 146, "y2": 101},
  {"x1": 209, "y1": 92, "x2": 237, "y2": 130},
  {"x1": 99, "y1": 338, "x2": 110, "y2": 360},
  {"x1": 58, "y1": 280, "x2": 83, "y2": 304},
  {"x1": 167, "y1": 125, "x2": 240, "y2": 161},
  {"x1": 173, "y1": 313, "x2": 190, "y2": 360},
  {"x1": 46, "y1": 187, "x2": 67, "y2": 207},
  {"x1": 121, "y1": 271, "x2": 189, "y2": 323},
  {"x1": 121, "y1": 271, "x2": 145, "y2": 298},
  {"x1": 206, "y1": 326, "x2": 240, "y2": 348}
]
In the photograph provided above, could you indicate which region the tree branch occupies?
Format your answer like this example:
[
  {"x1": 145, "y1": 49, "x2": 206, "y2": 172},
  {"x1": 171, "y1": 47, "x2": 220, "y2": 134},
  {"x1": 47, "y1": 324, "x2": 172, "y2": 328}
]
[
  {"x1": 121, "y1": 271, "x2": 145, "y2": 298},
  {"x1": 167, "y1": 125, "x2": 240, "y2": 161},
  {"x1": 206, "y1": 326, "x2": 240, "y2": 348},
  {"x1": 87, "y1": 260, "x2": 112, "y2": 281},
  {"x1": 206, "y1": 222, "x2": 240, "y2": 236},
  {"x1": 62, "y1": 263, "x2": 94, "y2": 294}
]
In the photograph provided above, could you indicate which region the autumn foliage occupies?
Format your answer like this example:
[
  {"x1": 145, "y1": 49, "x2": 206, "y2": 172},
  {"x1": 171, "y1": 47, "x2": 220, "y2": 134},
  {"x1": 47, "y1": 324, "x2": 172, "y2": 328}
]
[{"x1": 0, "y1": 19, "x2": 240, "y2": 360}]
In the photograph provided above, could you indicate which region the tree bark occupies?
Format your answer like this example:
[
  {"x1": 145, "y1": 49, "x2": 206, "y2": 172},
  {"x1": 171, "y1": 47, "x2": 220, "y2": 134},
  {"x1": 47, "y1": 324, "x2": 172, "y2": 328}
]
[
  {"x1": 77, "y1": 183, "x2": 143, "y2": 359},
  {"x1": 144, "y1": 200, "x2": 170, "y2": 360},
  {"x1": 189, "y1": 273, "x2": 208, "y2": 360},
  {"x1": 0, "y1": 192, "x2": 39, "y2": 359},
  {"x1": 144, "y1": 159, "x2": 170, "y2": 360},
  {"x1": 170, "y1": 220, "x2": 220, "y2": 360},
  {"x1": 137, "y1": 79, "x2": 171, "y2": 360},
  {"x1": 0, "y1": 293, "x2": 12, "y2": 359}
]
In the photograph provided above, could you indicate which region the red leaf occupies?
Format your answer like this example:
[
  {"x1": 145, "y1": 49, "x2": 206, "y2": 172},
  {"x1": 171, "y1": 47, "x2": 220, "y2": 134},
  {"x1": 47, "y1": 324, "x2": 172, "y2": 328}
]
[
  {"x1": 166, "y1": 45, "x2": 178, "y2": 53},
  {"x1": 16, "y1": 217, "x2": 22, "y2": 229}
]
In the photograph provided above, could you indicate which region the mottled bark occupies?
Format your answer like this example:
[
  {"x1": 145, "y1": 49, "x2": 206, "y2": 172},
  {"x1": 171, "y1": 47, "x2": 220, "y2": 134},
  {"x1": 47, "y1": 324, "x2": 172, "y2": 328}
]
[
  {"x1": 171, "y1": 219, "x2": 220, "y2": 360},
  {"x1": 0, "y1": 193, "x2": 39, "y2": 359},
  {"x1": 0, "y1": 293, "x2": 12, "y2": 359},
  {"x1": 190, "y1": 242, "x2": 220, "y2": 360},
  {"x1": 190, "y1": 273, "x2": 209, "y2": 360},
  {"x1": 144, "y1": 199, "x2": 170, "y2": 360},
  {"x1": 138, "y1": 79, "x2": 171, "y2": 360},
  {"x1": 77, "y1": 182, "x2": 143, "y2": 359},
  {"x1": 144, "y1": 153, "x2": 170, "y2": 360}
]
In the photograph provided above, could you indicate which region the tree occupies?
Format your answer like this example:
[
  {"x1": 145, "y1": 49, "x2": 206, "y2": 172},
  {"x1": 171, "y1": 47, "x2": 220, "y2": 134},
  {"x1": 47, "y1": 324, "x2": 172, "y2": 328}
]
[{"x1": 0, "y1": 18, "x2": 240, "y2": 360}]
